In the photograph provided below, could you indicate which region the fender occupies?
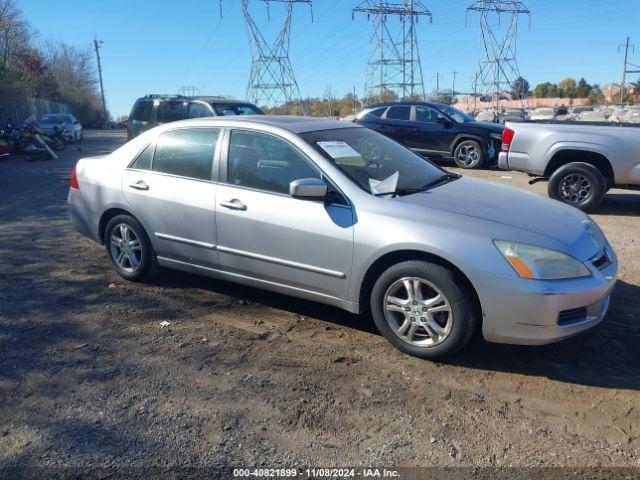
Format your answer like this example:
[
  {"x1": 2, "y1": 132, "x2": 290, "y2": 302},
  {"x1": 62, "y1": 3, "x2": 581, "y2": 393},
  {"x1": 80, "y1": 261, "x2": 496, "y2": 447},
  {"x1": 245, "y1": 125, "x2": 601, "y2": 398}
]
[{"x1": 543, "y1": 141, "x2": 611, "y2": 165}]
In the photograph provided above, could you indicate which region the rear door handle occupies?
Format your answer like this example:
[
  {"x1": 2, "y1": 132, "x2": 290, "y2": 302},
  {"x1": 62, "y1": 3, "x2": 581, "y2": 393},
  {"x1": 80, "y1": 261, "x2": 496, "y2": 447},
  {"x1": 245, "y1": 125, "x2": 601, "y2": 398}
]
[
  {"x1": 220, "y1": 199, "x2": 247, "y2": 211},
  {"x1": 129, "y1": 181, "x2": 149, "y2": 191}
]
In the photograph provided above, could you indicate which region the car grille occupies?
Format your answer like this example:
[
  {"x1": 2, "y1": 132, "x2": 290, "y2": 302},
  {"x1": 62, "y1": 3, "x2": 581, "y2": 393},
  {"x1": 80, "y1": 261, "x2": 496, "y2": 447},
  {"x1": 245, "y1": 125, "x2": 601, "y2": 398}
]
[
  {"x1": 591, "y1": 249, "x2": 611, "y2": 271},
  {"x1": 558, "y1": 307, "x2": 588, "y2": 326}
]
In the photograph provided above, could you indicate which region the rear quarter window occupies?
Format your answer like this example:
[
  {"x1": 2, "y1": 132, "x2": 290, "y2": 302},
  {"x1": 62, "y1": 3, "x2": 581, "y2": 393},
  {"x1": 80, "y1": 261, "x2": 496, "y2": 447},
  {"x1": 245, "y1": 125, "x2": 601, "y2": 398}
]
[
  {"x1": 130, "y1": 101, "x2": 153, "y2": 122},
  {"x1": 157, "y1": 101, "x2": 186, "y2": 123}
]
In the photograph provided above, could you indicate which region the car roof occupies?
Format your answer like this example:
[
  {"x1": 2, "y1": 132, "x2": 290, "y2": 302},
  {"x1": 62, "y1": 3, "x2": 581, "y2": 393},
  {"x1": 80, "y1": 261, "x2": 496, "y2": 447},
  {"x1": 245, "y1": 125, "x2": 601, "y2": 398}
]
[
  {"x1": 367, "y1": 101, "x2": 450, "y2": 109},
  {"x1": 170, "y1": 115, "x2": 360, "y2": 134},
  {"x1": 136, "y1": 94, "x2": 256, "y2": 106}
]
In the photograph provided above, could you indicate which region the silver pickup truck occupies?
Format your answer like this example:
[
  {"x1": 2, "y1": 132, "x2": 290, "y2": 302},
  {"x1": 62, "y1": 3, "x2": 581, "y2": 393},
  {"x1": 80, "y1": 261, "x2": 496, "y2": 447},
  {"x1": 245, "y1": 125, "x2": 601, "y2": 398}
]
[{"x1": 498, "y1": 121, "x2": 640, "y2": 211}]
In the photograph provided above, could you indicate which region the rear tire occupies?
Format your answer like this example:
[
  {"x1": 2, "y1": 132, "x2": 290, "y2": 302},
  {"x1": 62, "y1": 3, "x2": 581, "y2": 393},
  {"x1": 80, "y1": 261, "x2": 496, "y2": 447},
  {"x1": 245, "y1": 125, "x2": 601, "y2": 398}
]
[
  {"x1": 370, "y1": 261, "x2": 479, "y2": 359},
  {"x1": 104, "y1": 214, "x2": 160, "y2": 282},
  {"x1": 548, "y1": 162, "x2": 606, "y2": 212},
  {"x1": 453, "y1": 139, "x2": 485, "y2": 169}
]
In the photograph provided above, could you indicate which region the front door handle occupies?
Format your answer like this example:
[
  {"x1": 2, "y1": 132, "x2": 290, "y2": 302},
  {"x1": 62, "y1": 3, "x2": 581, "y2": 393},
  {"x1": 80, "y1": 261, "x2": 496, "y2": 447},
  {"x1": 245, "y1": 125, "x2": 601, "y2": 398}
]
[
  {"x1": 129, "y1": 181, "x2": 149, "y2": 191},
  {"x1": 220, "y1": 199, "x2": 247, "y2": 211}
]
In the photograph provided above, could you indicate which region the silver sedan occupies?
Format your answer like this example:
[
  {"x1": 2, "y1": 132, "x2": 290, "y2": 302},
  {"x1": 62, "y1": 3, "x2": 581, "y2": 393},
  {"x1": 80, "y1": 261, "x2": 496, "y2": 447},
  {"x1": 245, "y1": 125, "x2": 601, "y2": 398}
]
[{"x1": 68, "y1": 116, "x2": 618, "y2": 358}]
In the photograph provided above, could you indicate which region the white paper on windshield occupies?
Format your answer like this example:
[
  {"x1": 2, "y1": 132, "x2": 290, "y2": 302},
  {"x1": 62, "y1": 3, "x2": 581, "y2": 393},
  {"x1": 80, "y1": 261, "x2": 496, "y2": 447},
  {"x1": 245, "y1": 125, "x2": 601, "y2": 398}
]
[
  {"x1": 317, "y1": 141, "x2": 365, "y2": 166},
  {"x1": 369, "y1": 171, "x2": 399, "y2": 195}
]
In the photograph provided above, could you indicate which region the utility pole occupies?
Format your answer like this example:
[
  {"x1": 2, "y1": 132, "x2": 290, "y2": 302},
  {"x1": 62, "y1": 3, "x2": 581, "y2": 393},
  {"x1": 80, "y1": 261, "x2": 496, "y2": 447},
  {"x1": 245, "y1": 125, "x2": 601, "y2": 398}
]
[
  {"x1": 93, "y1": 37, "x2": 108, "y2": 127},
  {"x1": 353, "y1": 1, "x2": 432, "y2": 104},
  {"x1": 451, "y1": 71, "x2": 457, "y2": 101},
  {"x1": 435, "y1": 72, "x2": 440, "y2": 100},
  {"x1": 619, "y1": 37, "x2": 639, "y2": 103}
]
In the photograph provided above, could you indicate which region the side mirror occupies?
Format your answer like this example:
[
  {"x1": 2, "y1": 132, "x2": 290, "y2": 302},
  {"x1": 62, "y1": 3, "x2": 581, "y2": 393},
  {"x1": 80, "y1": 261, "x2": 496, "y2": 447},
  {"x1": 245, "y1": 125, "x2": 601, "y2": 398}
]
[
  {"x1": 290, "y1": 178, "x2": 328, "y2": 201},
  {"x1": 435, "y1": 117, "x2": 450, "y2": 126}
]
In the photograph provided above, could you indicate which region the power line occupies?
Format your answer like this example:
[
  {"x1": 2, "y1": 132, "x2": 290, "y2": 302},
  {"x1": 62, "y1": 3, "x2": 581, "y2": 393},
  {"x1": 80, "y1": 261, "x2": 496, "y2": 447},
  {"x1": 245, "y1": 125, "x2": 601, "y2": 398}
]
[{"x1": 619, "y1": 36, "x2": 639, "y2": 103}]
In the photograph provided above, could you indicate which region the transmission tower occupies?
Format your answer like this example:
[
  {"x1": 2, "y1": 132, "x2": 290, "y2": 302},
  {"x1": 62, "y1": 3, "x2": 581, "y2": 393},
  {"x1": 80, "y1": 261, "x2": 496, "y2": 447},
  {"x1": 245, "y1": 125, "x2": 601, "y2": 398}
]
[
  {"x1": 466, "y1": 0, "x2": 530, "y2": 109},
  {"x1": 241, "y1": 0, "x2": 311, "y2": 113},
  {"x1": 353, "y1": 1, "x2": 432, "y2": 104}
]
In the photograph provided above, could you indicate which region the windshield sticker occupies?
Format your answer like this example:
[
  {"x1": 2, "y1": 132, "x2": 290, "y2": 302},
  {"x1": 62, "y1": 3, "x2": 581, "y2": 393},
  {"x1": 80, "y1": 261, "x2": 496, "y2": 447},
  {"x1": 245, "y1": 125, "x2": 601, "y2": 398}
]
[
  {"x1": 369, "y1": 171, "x2": 399, "y2": 195},
  {"x1": 317, "y1": 141, "x2": 366, "y2": 166}
]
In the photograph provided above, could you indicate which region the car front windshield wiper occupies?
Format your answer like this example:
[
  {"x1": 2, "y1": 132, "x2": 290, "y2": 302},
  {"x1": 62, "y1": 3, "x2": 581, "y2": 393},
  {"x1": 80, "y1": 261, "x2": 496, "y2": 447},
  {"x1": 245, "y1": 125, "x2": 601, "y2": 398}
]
[{"x1": 374, "y1": 173, "x2": 460, "y2": 197}]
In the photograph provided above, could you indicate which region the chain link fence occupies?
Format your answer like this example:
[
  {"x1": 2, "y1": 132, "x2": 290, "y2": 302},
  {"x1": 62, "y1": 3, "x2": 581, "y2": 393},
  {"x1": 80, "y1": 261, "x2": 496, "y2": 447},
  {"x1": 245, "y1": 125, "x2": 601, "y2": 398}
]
[{"x1": 0, "y1": 95, "x2": 73, "y2": 127}]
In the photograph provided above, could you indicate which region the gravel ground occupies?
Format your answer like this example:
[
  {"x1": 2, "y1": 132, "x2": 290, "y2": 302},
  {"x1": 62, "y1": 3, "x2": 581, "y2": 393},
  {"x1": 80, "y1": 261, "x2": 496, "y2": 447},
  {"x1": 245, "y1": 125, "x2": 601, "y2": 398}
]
[{"x1": 1, "y1": 132, "x2": 639, "y2": 475}]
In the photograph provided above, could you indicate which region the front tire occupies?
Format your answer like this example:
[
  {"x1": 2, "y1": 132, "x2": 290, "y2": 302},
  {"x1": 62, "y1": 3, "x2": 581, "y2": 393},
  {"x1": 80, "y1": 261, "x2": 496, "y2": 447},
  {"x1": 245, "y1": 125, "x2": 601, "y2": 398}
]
[
  {"x1": 453, "y1": 139, "x2": 485, "y2": 169},
  {"x1": 370, "y1": 261, "x2": 479, "y2": 359},
  {"x1": 548, "y1": 162, "x2": 606, "y2": 212},
  {"x1": 105, "y1": 215, "x2": 160, "y2": 282}
]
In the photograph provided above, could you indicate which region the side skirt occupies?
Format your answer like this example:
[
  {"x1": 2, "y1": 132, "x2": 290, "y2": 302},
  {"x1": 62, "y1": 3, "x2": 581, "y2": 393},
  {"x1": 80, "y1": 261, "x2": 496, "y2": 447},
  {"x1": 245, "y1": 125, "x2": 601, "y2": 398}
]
[{"x1": 157, "y1": 256, "x2": 361, "y2": 314}]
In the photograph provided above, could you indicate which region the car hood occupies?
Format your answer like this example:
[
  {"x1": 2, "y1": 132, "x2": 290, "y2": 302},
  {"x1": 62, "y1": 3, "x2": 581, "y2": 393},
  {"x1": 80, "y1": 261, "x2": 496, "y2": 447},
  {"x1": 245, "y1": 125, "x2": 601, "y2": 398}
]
[{"x1": 395, "y1": 176, "x2": 602, "y2": 257}]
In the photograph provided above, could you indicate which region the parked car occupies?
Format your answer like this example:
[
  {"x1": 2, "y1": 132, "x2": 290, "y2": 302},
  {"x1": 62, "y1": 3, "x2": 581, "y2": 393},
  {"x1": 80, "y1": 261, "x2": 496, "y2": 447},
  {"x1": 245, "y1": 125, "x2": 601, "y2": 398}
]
[
  {"x1": 475, "y1": 109, "x2": 498, "y2": 123},
  {"x1": 37, "y1": 113, "x2": 83, "y2": 143},
  {"x1": 529, "y1": 108, "x2": 556, "y2": 121},
  {"x1": 566, "y1": 106, "x2": 593, "y2": 121},
  {"x1": 127, "y1": 95, "x2": 265, "y2": 140},
  {"x1": 499, "y1": 108, "x2": 528, "y2": 123},
  {"x1": 621, "y1": 108, "x2": 640, "y2": 123},
  {"x1": 499, "y1": 121, "x2": 640, "y2": 211},
  {"x1": 554, "y1": 106, "x2": 569, "y2": 121},
  {"x1": 355, "y1": 102, "x2": 504, "y2": 169},
  {"x1": 68, "y1": 116, "x2": 617, "y2": 359},
  {"x1": 576, "y1": 110, "x2": 608, "y2": 122}
]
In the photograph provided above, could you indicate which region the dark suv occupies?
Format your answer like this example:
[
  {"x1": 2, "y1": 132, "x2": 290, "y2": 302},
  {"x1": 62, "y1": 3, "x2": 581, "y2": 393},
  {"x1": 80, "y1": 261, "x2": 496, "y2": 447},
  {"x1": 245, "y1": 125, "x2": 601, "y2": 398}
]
[
  {"x1": 127, "y1": 95, "x2": 265, "y2": 140},
  {"x1": 355, "y1": 102, "x2": 504, "y2": 169}
]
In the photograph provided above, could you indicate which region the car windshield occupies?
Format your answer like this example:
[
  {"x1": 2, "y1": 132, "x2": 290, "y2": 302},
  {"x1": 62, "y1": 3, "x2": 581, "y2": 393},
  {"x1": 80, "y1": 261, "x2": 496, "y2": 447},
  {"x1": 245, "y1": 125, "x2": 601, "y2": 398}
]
[
  {"x1": 212, "y1": 104, "x2": 263, "y2": 116},
  {"x1": 300, "y1": 127, "x2": 448, "y2": 195},
  {"x1": 431, "y1": 104, "x2": 475, "y2": 123},
  {"x1": 40, "y1": 115, "x2": 67, "y2": 124}
]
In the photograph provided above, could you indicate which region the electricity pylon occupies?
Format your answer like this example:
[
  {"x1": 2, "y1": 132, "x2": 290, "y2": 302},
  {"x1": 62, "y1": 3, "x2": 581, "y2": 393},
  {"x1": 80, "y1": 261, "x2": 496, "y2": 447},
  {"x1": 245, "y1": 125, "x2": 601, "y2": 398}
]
[
  {"x1": 241, "y1": 0, "x2": 311, "y2": 113},
  {"x1": 466, "y1": 0, "x2": 530, "y2": 109},
  {"x1": 353, "y1": 1, "x2": 432, "y2": 104}
]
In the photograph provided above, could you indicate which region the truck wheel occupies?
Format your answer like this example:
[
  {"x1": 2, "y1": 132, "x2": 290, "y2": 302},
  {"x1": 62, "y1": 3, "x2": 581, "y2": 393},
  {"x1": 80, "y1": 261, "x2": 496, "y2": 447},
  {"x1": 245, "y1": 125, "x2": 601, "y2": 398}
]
[
  {"x1": 370, "y1": 261, "x2": 479, "y2": 360},
  {"x1": 453, "y1": 140, "x2": 485, "y2": 169},
  {"x1": 548, "y1": 162, "x2": 606, "y2": 212}
]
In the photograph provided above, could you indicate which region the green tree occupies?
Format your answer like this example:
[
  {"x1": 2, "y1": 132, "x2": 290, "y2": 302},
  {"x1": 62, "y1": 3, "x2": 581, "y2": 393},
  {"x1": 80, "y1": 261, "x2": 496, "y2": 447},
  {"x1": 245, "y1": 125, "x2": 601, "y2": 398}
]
[
  {"x1": 587, "y1": 86, "x2": 604, "y2": 105},
  {"x1": 511, "y1": 77, "x2": 530, "y2": 99},
  {"x1": 558, "y1": 78, "x2": 578, "y2": 98},
  {"x1": 533, "y1": 82, "x2": 552, "y2": 98},
  {"x1": 576, "y1": 78, "x2": 591, "y2": 98}
]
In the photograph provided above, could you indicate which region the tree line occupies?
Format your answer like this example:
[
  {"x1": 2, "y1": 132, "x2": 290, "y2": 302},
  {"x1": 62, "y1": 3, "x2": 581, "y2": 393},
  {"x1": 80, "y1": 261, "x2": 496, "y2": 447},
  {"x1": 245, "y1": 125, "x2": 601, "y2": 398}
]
[
  {"x1": 512, "y1": 76, "x2": 639, "y2": 104},
  {"x1": 0, "y1": 0, "x2": 104, "y2": 124}
]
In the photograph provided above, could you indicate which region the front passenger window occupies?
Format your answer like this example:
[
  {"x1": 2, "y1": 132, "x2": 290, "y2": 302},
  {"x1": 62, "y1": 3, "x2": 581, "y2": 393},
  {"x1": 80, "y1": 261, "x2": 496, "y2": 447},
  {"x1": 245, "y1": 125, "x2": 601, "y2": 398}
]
[
  {"x1": 152, "y1": 129, "x2": 220, "y2": 181},
  {"x1": 227, "y1": 130, "x2": 321, "y2": 195}
]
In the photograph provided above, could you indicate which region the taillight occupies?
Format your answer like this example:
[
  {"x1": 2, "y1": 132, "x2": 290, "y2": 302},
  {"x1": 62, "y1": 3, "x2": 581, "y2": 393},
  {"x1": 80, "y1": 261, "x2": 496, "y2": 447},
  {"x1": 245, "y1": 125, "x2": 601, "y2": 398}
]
[
  {"x1": 501, "y1": 128, "x2": 515, "y2": 152},
  {"x1": 70, "y1": 167, "x2": 80, "y2": 190}
]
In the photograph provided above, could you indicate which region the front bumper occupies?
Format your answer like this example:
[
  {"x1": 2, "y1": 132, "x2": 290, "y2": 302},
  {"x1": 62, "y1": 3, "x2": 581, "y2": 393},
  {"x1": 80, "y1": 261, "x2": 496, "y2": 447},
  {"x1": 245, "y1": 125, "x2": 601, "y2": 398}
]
[{"x1": 469, "y1": 254, "x2": 618, "y2": 345}]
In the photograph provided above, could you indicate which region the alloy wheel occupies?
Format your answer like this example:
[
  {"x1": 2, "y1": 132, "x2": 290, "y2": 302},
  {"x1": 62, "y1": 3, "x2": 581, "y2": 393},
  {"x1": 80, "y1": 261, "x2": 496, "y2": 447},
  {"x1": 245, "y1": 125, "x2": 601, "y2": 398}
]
[
  {"x1": 383, "y1": 277, "x2": 454, "y2": 347},
  {"x1": 457, "y1": 144, "x2": 480, "y2": 167},
  {"x1": 109, "y1": 223, "x2": 143, "y2": 273},
  {"x1": 559, "y1": 174, "x2": 592, "y2": 205}
]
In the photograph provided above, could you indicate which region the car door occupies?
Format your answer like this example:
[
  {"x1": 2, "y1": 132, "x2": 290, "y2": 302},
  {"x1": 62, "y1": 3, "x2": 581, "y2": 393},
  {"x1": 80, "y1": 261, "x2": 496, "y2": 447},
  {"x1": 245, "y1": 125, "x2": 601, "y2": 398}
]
[
  {"x1": 215, "y1": 129, "x2": 354, "y2": 300},
  {"x1": 378, "y1": 105, "x2": 415, "y2": 147},
  {"x1": 412, "y1": 106, "x2": 458, "y2": 156},
  {"x1": 122, "y1": 127, "x2": 221, "y2": 267}
]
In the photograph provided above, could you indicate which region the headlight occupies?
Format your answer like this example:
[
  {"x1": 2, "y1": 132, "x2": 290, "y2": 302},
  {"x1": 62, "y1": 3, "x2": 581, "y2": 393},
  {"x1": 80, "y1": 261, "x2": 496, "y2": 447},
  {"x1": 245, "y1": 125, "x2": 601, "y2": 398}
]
[
  {"x1": 489, "y1": 133, "x2": 502, "y2": 140},
  {"x1": 494, "y1": 241, "x2": 591, "y2": 280}
]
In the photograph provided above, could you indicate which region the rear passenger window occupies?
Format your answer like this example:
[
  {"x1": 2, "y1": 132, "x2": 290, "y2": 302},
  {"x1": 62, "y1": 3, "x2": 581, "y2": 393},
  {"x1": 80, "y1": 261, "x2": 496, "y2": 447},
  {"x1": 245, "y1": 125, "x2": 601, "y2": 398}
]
[
  {"x1": 386, "y1": 106, "x2": 411, "y2": 121},
  {"x1": 130, "y1": 144, "x2": 154, "y2": 170},
  {"x1": 367, "y1": 107, "x2": 387, "y2": 118},
  {"x1": 152, "y1": 129, "x2": 220, "y2": 181},
  {"x1": 131, "y1": 101, "x2": 153, "y2": 121},
  {"x1": 157, "y1": 101, "x2": 186, "y2": 123},
  {"x1": 188, "y1": 102, "x2": 213, "y2": 119}
]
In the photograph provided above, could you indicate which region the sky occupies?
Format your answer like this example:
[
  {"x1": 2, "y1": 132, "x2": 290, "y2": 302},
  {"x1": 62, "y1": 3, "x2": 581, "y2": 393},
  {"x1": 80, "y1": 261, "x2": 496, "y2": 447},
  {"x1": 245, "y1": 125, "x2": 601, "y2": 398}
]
[{"x1": 19, "y1": 0, "x2": 640, "y2": 117}]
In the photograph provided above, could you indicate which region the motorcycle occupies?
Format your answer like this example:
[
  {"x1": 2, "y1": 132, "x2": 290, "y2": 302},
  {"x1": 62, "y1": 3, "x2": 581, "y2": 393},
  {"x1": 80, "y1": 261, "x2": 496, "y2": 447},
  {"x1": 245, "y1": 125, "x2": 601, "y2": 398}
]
[
  {"x1": 23, "y1": 120, "x2": 67, "y2": 152},
  {"x1": 2, "y1": 120, "x2": 57, "y2": 161}
]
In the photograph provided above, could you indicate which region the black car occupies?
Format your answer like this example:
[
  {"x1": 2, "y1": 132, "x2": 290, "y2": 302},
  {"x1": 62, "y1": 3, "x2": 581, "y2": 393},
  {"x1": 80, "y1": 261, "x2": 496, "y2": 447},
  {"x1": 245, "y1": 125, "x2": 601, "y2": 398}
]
[
  {"x1": 127, "y1": 95, "x2": 265, "y2": 140},
  {"x1": 355, "y1": 102, "x2": 504, "y2": 169}
]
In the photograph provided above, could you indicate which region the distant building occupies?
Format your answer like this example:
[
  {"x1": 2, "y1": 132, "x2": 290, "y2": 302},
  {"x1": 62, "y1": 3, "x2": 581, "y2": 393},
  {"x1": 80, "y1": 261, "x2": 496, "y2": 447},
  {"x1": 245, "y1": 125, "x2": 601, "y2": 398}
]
[{"x1": 602, "y1": 83, "x2": 636, "y2": 102}]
